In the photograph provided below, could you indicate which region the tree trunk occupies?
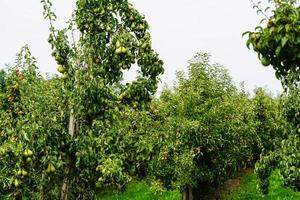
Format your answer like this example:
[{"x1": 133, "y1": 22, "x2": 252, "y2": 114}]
[
  {"x1": 188, "y1": 187, "x2": 193, "y2": 200},
  {"x1": 182, "y1": 189, "x2": 188, "y2": 200},
  {"x1": 60, "y1": 109, "x2": 76, "y2": 200}
]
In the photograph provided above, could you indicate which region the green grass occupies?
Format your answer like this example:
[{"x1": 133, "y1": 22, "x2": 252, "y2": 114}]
[
  {"x1": 4, "y1": 171, "x2": 300, "y2": 199},
  {"x1": 2, "y1": 183, "x2": 180, "y2": 200},
  {"x1": 96, "y1": 181, "x2": 181, "y2": 200},
  {"x1": 98, "y1": 171, "x2": 300, "y2": 200},
  {"x1": 223, "y1": 170, "x2": 300, "y2": 200}
]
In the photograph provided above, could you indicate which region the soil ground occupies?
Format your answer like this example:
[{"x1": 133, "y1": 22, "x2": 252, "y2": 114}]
[{"x1": 208, "y1": 168, "x2": 254, "y2": 200}]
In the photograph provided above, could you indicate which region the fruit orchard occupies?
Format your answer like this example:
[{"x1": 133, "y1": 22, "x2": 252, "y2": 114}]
[{"x1": 0, "y1": 0, "x2": 300, "y2": 200}]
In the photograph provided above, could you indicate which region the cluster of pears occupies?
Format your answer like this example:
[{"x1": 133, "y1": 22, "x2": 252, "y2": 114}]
[
  {"x1": 54, "y1": 52, "x2": 68, "y2": 80},
  {"x1": 57, "y1": 64, "x2": 68, "y2": 80},
  {"x1": 14, "y1": 169, "x2": 29, "y2": 187},
  {"x1": 13, "y1": 149, "x2": 33, "y2": 187},
  {"x1": 160, "y1": 152, "x2": 169, "y2": 161},
  {"x1": 46, "y1": 163, "x2": 56, "y2": 174},
  {"x1": 125, "y1": 4, "x2": 147, "y2": 32},
  {"x1": 115, "y1": 40, "x2": 128, "y2": 55},
  {"x1": 23, "y1": 149, "x2": 33, "y2": 162}
]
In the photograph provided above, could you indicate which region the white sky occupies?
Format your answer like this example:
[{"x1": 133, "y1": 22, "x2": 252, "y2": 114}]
[{"x1": 0, "y1": 0, "x2": 282, "y2": 94}]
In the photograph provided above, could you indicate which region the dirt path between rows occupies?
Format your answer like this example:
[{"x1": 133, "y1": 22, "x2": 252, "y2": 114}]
[{"x1": 208, "y1": 168, "x2": 254, "y2": 200}]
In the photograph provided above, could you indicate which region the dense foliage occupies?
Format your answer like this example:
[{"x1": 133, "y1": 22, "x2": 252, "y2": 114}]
[
  {"x1": 0, "y1": 46, "x2": 66, "y2": 199},
  {"x1": 0, "y1": 50, "x2": 288, "y2": 200},
  {"x1": 255, "y1": 89, "x2": 300, "y2": 194},
  {"x1": 1, "y1": 0, "x2": 164, "y2": 199},
  {"x1": 245, "y1": 0, "x2": 300, "y2": 87},
  {"x1": 252, "y1": 88, "x2": 288, "y2": 157},
  {"x1": 0, "y1": 48, "x2": 287, "y2": 199},
  {"x1": 246, "y1": 0, "x2": 300, "y2": 195},
  {"x1": 142, "y1": 53, "x2": 285, "y2": 199}
]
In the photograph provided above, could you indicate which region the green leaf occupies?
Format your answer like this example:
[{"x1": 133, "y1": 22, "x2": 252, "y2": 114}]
[
  {"x1": 255, "y1": 26, "x2": 263, "y2": 31},
  {"x1": 275, "y1": 46, "x2": 282, "y2": 56},
  {"x1": 281, "y1": 36, "x2": 289, "y2": 47},
  {"x1": 260, "y1": 18, "x2": 266, "y2": 24},
  {"x1": 242, "y1": 31, "x2": 251, "y2": 38}
]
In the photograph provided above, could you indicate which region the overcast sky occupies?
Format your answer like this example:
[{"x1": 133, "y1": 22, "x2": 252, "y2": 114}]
[{"x1": 0, "y1": 0, "x2": 282, "y2": 94}]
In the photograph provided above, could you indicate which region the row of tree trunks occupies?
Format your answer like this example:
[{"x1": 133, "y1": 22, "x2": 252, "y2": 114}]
[{"x1": 182, "y1": 188, "x2": 193, "y2": 200}]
